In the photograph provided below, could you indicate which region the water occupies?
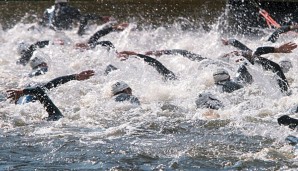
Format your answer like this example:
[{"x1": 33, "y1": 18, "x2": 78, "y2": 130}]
[{"x1": 1, "y1": 1, "x2": 298, "y2": 170}]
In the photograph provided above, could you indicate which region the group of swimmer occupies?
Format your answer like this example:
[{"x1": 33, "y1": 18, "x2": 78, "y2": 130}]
[{"x1": 3, "y1": 0, "x2": 298, "y2": 145}]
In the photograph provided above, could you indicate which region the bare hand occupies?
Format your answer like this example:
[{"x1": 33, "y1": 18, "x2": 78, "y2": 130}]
[
  {"x1": 76, "y1": 70, "x2": 95, "y2": 81},
  {"x1": 75, "y1": 43, "x2": 90, "y2": 50},
  {"x1": 221, "y1": 38, "x2": 229, "y2": 45},
  {"x1": 112, "y1": 23, "x2": 129, "y2": 31},
  {"x1": 101, "y1": 16, "x2": 113, "y2": 23},
  {"x1": 118, "y1": 51, "x2": 138, "y2": 56},
  {"x1": 7, "y1": 89, "x2": 24, "y2": 103},
  {"x1": 276, "y1": 42, "x2": 297, "y2": 53}
]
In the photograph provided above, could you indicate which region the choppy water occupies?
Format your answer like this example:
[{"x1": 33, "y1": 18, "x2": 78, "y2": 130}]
[{"x1": 1, "y1": 1, "x2": 298, "y2": 171}]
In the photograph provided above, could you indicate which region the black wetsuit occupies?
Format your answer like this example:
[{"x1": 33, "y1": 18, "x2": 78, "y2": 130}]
[
  {"x1": 17, "y1": 40, "x2": 50, "y2": 66},
  {"x1": 87, "y1": 26, "x2": 116, "y2": 48},
  {"x1": 267, "y1": 25, "x2": 294, "y2": 43},
  {"x1": 278, "y1": 115, "x2": 298, "y2": 130},
  {"x1": 28, "y1": 66, "x2": 48, "y2": 78},
  {"x1": 114, "y1": 93, "x2": 140, "y2": 105},
  {"x1": 226, "y1": 39, "x2": 289, "y2": 93},
  {"x1": 22, "y1": 86, "x2": 63, "y2": 121},
  {"x1": 18, "y1": 74, "x2": 79, "y2": 121},
  {"x1": 40, "y1": 3, "x2": 105, "y2": 35},
  {"x1": 104, "y1": 54, "x2": 177, "y2": 81},
  {"x1": 157, "y1": 49, "x2": 206, "y2": 62},
  {"x1": 136, "y1": 54, "x2": 177, "y2": 81}
]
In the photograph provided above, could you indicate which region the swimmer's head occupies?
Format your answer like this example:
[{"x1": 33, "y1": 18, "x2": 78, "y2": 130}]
[
  {"x1": 213, "y1": 68, "x2": 230, "y2": 84},
  {"x1": 112, "y1": 81, "x2": 132, "y2": 96},
  {"x1": 30, "y1": 57, "x2": 46, "y2": 69},
  {"x1": 17, "y1": 41, "x2": 30, "y2": 55},
  {"x1": 279, "y1": 58, "x2": 293, "y2": 73}
]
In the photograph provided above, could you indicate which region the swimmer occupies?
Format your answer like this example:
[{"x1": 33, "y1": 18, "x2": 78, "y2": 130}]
[
  {"x1": 222, "y1": 38, "x2": 297, "y2": 94},
  {"x1": 111, "y1": 81, "x2": 140, "y2": 105},
  {"x1": 6, "y1": 70, "x2": 95, "y2": 121}
]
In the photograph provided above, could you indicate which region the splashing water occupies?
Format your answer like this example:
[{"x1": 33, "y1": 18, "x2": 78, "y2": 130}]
[{"x1": 1, "y1": 4, "x2": 298, "y2": 171}]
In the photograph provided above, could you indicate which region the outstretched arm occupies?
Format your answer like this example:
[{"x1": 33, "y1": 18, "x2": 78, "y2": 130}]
[
  {"x1": 42, "y1": 70, "x2": 95, "y2": 90},
  {"x1": 145, "y1": 49, "x2": 206, "y2": 62},
  {"x1": 268, "y1": 25, "x2": 298, "y2": 43},
  {"x1": 136, "y1": 54, "x2": 177, "y2": 81},
  {"x1": 221, "y1": 38, "x2": 252, "y2": 52},
  {"x1": 117, "y1": 51, "x2": 177, "y2": 80},
  {"x1": 17, "y1": 40, "x2": 50, "y2": 66},
  {"x1": 254, "y1": 42, "x2": 297, "y2": 56},
  {"x1": 87, "y1": 23, "x2": 128, "y2": 48}
]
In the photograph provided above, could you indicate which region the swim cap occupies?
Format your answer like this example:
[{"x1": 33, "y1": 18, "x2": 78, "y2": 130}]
[
  {"x1": 30, "y1": 57, "x2": 45, "y2": 69},
  {"x1": 55, "y1": 0, "x2": 68, "y2": 3},
  {"x1": 112, "y1": 81, "x2": 130, "y2": 95},
  {"x1": 279, "y1": 58, "x2": 293, "y2": 73},
  {"x1": 17, "y1": 42, "x2": 30, "y2": 55},
  {"x1": 195, "y1": 92, "x2": 224, "y2": 110},
  {"x1": 213, "y1": 68, "x2": 230, "y2": 83}
]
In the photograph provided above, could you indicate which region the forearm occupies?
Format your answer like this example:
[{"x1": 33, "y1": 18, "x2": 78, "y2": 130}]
[
  {"x1": 23, "y1": 87, "x2": 62, "y2": 118},
  {"x1": 137, "y1": 54, "x2": 177, "y2": 80},
  {"x1": 87, "y1": 26, "x2": 114, "y2": 46},
  {"x1": 253, "y1": 47, "x2": 275, "y2": 56},
  {"x1": 268, "y1": 26, "x2": 291, "y2": 43},
  {"x1": 227, "y1": 39, "x2": 252, "y2": 51},
  {"x1": 255, "y1": 57, "x2": 289, "y2": 93},
  {"x1": 43, "y1": 74, "x2": 77, "y2": 90},
  {"x1": 17, "y1": 40, "x2": 50, "y2": 66}
]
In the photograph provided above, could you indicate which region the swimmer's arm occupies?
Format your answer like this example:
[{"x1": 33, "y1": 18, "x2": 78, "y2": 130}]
[
  {"x1": 145, "y1": 49, "x2": 206, "y2": 61},
  {"x1": 222, "y1": 38, "x2": 252, "y2": 52},
  {"x1": 136, "y1": 54, "x2": 177, "y2": 81},
  {"x1": 267, "y1": 25, "x2": 293, "y2": 43},
  {"x1": 254, "y1": 42, "x2": 297, "y2": 56},
  {"x1": 87, "y1": 26, "x2": 114, "y2": 46},
  {"x1": 17, "y1": 40, "x2": 50, "y2": 66},
  {"x1": 42, "y1": 70, "x2": 95, "y2": 90}
]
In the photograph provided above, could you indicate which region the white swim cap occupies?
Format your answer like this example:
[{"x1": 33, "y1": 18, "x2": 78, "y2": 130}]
[
  {"x1": 279, "y1": 58, "x2": 293, "y2": 73},
  {"x1": 30, "y1": 56, "x2": 45, "y2": 69},
  {"x1": 17, "y1": 41, "x2": 30, "y2": 55},
  {"x1": 112, "y1": 81, "x2": 130, "y2": 95},
  {"x1": 213, "y1": 68, "x2": 230, "y2": 83}
]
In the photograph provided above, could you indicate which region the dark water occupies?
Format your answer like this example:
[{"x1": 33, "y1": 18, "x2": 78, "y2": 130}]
[{"x1": 0, "y1": 0, "x2": 227, "y2": 30}]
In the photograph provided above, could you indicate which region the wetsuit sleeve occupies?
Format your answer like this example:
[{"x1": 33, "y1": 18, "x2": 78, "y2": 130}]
[
  {"x1": 92, "y1": 41, "x2": 115, "y2": 50},
  {"x1": 268, "y1": 26, "x2": 291, "y2": 43},
  {"x1": 78, "y1": 14, "x2": 101, "y2": 36},
  {"x1": 253, "y1": 47, "x2": 275, "y2": 56},
  {"x1": 42, "y1": 74, "x2": 76, "y2": 90},
  {"x1": 23, "y1": 86, "x2": 63, "y2": 121},
  {"x1": 254, "y1": 57, "x2": 289, "y2": 93},
  {"x1": 162, "y1": 49, "x2": 206, "y2": 61},
  {"x1": 227, "y1": 39, "x2": 252, "y2": 51},
  {"x1": 236, "y1": 63, "x2": 253, "y2": 85},
  {"x1": 17, "y1": 40, "x2": 50, "y2": 66},
  {"x1": 136, "y1": 54, "x2": 177, "y2": 81},
  {"x1": 87, "y1": 26, "x2": 114, "y2": 47}
]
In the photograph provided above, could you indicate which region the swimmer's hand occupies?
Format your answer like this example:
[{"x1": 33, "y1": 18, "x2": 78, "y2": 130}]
[
  {"x1": 7, "y1": 89, "x2": 24, "y2": 104},
  {"x1": 75, "y1": 70, "x2": 95, "y2": 81},
  {"x1": 112, "y1": 23, "x2": 129, "y2": 31},
  {"x1": 275, "y1": 42, "x2": 297, "y2": 53},
  {"x1": 75, "y1": 43, "x2": 90, "y2": 50},
  {"x1": 117, "y1": 51, "x2": 138, "y2": 60},
  {"x1": 221, "y1": 38, "x2": 229, "y2": 45}
]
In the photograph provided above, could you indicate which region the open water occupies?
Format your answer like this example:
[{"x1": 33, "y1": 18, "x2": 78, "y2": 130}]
[{"x1": 1, "y1": 1, "x2": 298, "y2": 170}]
